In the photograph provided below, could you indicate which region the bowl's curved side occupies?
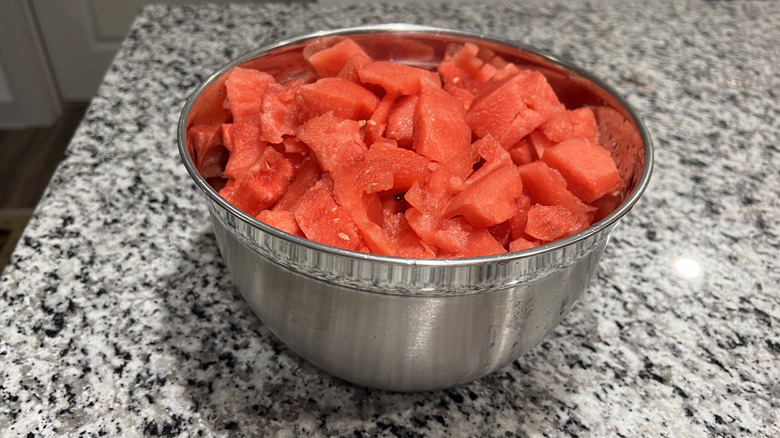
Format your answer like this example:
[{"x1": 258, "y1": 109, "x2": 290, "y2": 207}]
[{"x1": 210, "y1": 202, "x2": 613, "y2": 391}]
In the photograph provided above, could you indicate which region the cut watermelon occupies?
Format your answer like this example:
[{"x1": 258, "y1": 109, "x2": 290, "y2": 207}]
[
  {"x1": 541, "y1": 137, "x2": 623, "y2": 203},
  {"x1": 225, "y1": 67, "x2": 274, "y2": 125},
  {"x1": 444, "y1": 164, "x2": 524, "y2": 228},
  {"x1": 365, "y1": 140, "x2": 430, "y2": 192},
  {"x1": 219, "y1": 145, "x2": 295, "y2": 217},
  {"x1": 296, "y1": 112, "x2": 367, "y2": 173},
  {"x1": 385, "y1": 95, "x2": 418, "y2": 148},
  {"x1": 204, "y1": 37, "x2": 629, "y2": 258},
  {"x1": 518, "y1": 161, "x2": 594, "y2": 216},
  {"x1": 292, "y1": 181, "x2": 365, "y2": 251},
  {"x1": 358, "y1": 61, "x2": 440, "y2": 97},
  {"x1": 257, "y1": 210, "x2": 304, "y2": 237},
  {"x1": 223, "y1": 124, "x2": 266, "y2": 179},
  {"x1": 337, "y1": 54, "x2": 373, "y2": 84},
  {"x1": 413, "y1": 87, "x2": 472, "y2": 177},
  {"x1": 188, "y1": 124, "x2": 225, "y2": 179},
  {"x1": 525, "y1": 204, "x2": 591, "y2": 241},
  {"x1": 259, "y1": 79, "x2": 305, "y2": 143},
  {"x1": 569, "y1": 107, "x2": 599, "y2": 144},
  {"x1": 304, "y1": 36, "x2": 371, "y2": 78},
  {"x1": 296, "y1": 77, "x2": 380, "y2": 121},
  {"x1": 272, "y1": 157, "x2": 321, "y2": 211}
]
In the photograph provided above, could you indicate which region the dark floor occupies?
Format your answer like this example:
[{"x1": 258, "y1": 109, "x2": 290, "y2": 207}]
[{"x1": 0, "y1": 103, "x2": 88, "y2": 270}]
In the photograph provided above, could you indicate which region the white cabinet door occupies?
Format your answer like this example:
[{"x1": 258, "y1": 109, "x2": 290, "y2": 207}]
[
  {"x1": 31, "y1": 0, "x2": 142, "y2": 102},
  {"x1": 0, "y1": 0, "x2": 61, "y2": 128},
  {"x1": 31, "y1": 0, "x2": 242, "y2": 103}
]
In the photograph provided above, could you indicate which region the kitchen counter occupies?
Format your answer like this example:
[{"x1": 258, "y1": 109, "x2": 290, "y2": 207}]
[{"x1": 1, "y1": 1, "x2": 778, "y2": 436}]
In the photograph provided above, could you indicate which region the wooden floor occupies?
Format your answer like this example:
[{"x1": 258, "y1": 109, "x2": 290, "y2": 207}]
[{"x1": 0, "y1": 103, "x2": 88, "y2": 270}]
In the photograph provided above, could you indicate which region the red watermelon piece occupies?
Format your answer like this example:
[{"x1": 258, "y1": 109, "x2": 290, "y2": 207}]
[
  {"x1": 292, "y1": 181, "x2": 365, "y2": 251},
  {"x1": 296, "y1": 77, "x2": 380, "y2": 121},
  {"x1": 385, "y1": 95, "x2": 418, "y2": 148},
  {"x1": 358, "y1": 61, "x2": 440, "y2": 97},
  {"x1": 383, "y1": 212, "x2": 437, "y2": 258},
  {"x1": 518, "y1": 161, "x2": 594, "y2": 216},
  {"x1": 508, "y1": 195, "x2": 532, "y2": 240},
  {"x1": 413, "y1": 87, "x2": 472, "y2": 178},
  {"x1": 508, "y1": 139, "x2": 534, "y2": 166},
  {"x1": 541, "y1": 137, "x2": 624, "y2": 203},
  {"x1": 569, "y1": 107, "x2": 600, "y2": 144},
  {"x1": 223, "y1": 124, "x2": 266, "y2": 179},
  {"x1": 525, "y1": 204, "x2": 591, "y2": 241},
  {"x1": 225, "y1": 67, "x2": 274, "y2": 125},
  {"x1": 466, "y1": 69, "x2": 562, "y2": 148},
  {"x1": 257, "y1": 210, "x2": 303, "y2": 237},
  {"x1": 365, "y1": 140, "x2": 430, "y2": 192},
  {"x1": 509, "y1": 237, "x2": 540, "y2": 252},
  {"x1": 443, "y1": 164, "x2": 524, "y2": 228},
  {"x1": 337, "y1": 54, "x2": 373, "y2": 84},
  {"x1": 304, "y1": 36, "x2": 371, "y2": 78},
  {"x1": 296, "y1": 112, "x2": 367, "y2": 173},
  {"x1": 188, "y1": 124, "x2": 226, "y2": 179},
  {"x1": 272, "y1": 157, "x2": 321, "y2": 212},
  {"x1": 259, "y1": 78, "x2": 305, "y2": 143},
  {"x1": 219, "y1": 145, "x2": 295, "y2": 216}
]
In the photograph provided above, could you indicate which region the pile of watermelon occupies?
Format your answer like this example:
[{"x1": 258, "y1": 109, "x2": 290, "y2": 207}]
[{"x1": 188, "y1": 37, "x2": 624, "y2": 258}]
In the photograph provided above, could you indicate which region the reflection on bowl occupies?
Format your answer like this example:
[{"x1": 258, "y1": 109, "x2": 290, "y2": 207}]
[{"x1": 178, "y1": 24, "x2": 653, "y2": 392}]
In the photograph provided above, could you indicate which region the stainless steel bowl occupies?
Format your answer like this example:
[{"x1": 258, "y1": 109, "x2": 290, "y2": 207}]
[{"x1": 178, "y1": 24, "x2": 653, "y2": 392}]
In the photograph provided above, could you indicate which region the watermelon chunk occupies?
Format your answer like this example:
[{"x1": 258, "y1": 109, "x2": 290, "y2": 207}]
[
  {"x1": 257, "y1": 210, "x2": 304, "y2": 237},
  {"x1": 466, "y1": 69, "x2": 562, "y2": 148},
  {"x1": 463, "y1": 135, "x2": 512, "y2": 189},
  {"x1": 296, "y1": 77, "x2": 380, "y2": 121},
  {"x1": 443, "y1": 164, "x2": 524, "y2": 228},
  {"x1": 365, "y1": 94, "x2": 395, "y2": 145},
  {"x1": 385, "y1": 95, "x2": 418, "y2": 148},
  {"x1": 358, "y1": 61, "x2": 440, "y2": 97},
  {"x1": 296, "y1": 112, "x2": 367, "y2": 173},
  {"x1": 188, "y1": 124, "x2": 226, "y2": 179},
  {"x1": 259, "y1": 79, "x2": 305, "y2": 143},
  {"x1": 569, "y1": 107, "x2": 600, "y2": 145},
  {"x1": 219, "y1": 145, "x2": 295, "y2": 216},
  {"x1": 509, "y1": 237, "x2": 540, "y2": 252},
  {"x1": 365, "y1": 141, "x2": 430, "y2": 192},
  {"x1": 272, "y1": 157, "x2": 321, "y2": 212},
  {"x1": 383, "y1": 212, "x2": 437, "y2": 258},
  {"x1": 303, "y1": 36, "x2": 371, "y2": 78},
  {"x1": 508, "y1": 139, "x2": 534, "y2": 166},
  {"x1": 528, "y1": 129, "x2": 556, "y2": 160},
  {"x1": 337, "y1": 54, "x2": 373, "y2": 84},
  {"x1": 292, "y1": 181, "x2": 365, "y2": 251},
  {"x1": 525, "y1": 204, "x2": 591, "y2": 241},
  {"x1": 435, "y1": 217, "x2": 506, "y2": 258},
  {"x1": 508, "y1": 195, "x2": 532, "y2": 240},
  {"x1": 225, "y1": 67, "x2": 274, "y2": 125},
  {"x1": 413, "y1": 87, "x2": 472, "y2": 177},
  {"x1": 541, "y1": 137, "x2": 623, "y2": 203},
  {"x1": 332, "y1": 157, "x2": 398, "y2": 256},
  {"x1": 437, "y1": 42, "x2": 495, "y2": 95},
  {"x1": 223, "y1": 124, "x2": 266, "y2": 179},
  {"x1": 518, "y1": 161, "x2": 594, "y2": 216}
]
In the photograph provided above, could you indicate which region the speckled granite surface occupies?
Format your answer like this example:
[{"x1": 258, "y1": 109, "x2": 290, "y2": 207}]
[{"x1": 1, "y1": 0, "x2": 778, "y2": 436}]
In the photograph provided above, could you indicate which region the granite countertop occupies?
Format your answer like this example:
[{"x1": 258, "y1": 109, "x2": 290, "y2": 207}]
[{"x1": 1, "y1": 0, "x2": 778, "y2": 436}]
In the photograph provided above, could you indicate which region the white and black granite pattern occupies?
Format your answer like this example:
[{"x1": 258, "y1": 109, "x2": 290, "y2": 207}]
[{"x1": 1, "y1": 0, "x2": 778, "y2": 436}]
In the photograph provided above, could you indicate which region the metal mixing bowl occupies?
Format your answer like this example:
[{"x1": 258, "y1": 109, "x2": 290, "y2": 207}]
[{"x1": 178, "y1": 24, "x2": 653, "y2": 392}]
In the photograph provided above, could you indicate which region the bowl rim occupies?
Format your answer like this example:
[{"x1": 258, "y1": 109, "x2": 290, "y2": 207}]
[{"x1": 177, "y1": 23, "x2": 654, "y2": 268}]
